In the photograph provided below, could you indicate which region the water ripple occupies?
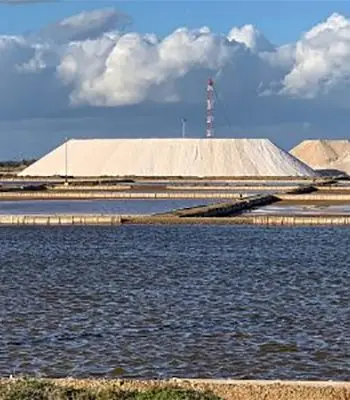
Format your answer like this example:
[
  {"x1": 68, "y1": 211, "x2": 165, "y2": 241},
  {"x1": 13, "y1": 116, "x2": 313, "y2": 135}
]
[{"x1": 0, "y1": 225, "x2": 349, "y2": 380}]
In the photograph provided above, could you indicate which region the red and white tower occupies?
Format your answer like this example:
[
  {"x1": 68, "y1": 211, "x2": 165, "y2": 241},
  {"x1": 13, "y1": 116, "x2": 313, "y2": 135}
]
[{"x1": 206, "y1": 78, "x2": 214, "y2": 138}]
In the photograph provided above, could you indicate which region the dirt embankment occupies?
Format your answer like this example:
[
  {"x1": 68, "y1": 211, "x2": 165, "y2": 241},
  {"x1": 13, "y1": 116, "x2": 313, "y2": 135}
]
[{"x1": 1, "y1": 378, "x2": 348, "y2": 400}]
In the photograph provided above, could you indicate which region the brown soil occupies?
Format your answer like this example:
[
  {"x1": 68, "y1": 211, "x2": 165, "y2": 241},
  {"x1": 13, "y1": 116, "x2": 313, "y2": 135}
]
[{"x1": 12, "y1": 378, "x2": 350, "y2": 400}]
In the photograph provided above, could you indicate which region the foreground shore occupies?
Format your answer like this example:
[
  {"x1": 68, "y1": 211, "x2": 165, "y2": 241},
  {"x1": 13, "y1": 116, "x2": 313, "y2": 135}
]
[{"x1": 0, "y1": 378, "x2": 349, "y2": 400}]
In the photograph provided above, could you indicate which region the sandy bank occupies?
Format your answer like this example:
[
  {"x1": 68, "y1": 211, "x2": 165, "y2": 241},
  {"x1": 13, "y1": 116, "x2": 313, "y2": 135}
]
[{"x1": 1, "y1": 378, "x2": 348, "y2": 400}]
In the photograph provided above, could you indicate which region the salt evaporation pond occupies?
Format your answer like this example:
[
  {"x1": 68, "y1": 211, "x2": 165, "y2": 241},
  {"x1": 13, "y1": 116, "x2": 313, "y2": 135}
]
[
  {"x1": 0, "y1": 225, "x2": 349, "y2": 380},
  {"x1": 0, "y1": 199, "x2": 216, "y2": 215},
  {"x1": 248, "y1": 204, "x2": 350, "y2": 215}
]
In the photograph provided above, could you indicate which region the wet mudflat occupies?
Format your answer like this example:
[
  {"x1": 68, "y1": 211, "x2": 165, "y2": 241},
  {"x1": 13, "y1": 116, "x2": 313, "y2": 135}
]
[{"x1": 0, "y1": 225, "x2": 349, "y2": 380}]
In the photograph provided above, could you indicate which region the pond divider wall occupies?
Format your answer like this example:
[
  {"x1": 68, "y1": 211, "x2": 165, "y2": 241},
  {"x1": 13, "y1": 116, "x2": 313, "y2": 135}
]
[
  {"x1": 159, "y1": 194, "x2": 279, "y2": 218},
  {"x1": 2, "y1": 214, "x2": 350, "y2": 226},
  {"x1": 0, "y1": 191, "x2": 244, "y2": 200},
  {"x1": 0, "y1": 179, "x2": 348, "y2": 225},
  {"x1": 0, "y1": 215, "x2": 122, "y2": 225}
]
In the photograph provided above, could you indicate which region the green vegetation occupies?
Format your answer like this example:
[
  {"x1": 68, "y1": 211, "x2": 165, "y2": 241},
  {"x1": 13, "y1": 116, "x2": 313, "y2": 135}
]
[
  {"x1": 0, "y1": 159, "x2": 36, "y2": 176},
  {"x1": 0, "y1": 160, "x2": 36, "y2": 168},
  {"x1": 0, "y1": 379, "x2": 221, "y2": 400}
]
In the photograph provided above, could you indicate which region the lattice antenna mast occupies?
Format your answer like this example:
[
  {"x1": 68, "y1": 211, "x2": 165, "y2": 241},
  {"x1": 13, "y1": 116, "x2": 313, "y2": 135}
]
[{"x1": 206, "y1": 78, "x2": 214, "y2": 138}]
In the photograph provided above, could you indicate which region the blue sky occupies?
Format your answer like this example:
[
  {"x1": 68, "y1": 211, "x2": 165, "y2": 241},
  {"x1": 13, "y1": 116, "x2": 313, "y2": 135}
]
[
  {"x1": 1, "y1": 1, "x2": 350, "y2": 159},
  {"x1": 1, "y1": 1, "x2": 350, "y2": 44}
]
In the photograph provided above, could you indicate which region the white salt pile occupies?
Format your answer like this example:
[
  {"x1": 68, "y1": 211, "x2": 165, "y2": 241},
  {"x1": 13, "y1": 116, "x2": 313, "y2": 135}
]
[
  {"x1": 19, "y1": 138, "x2": 316, "y2": 177},
  {"x1": 291, "y1": 139, "x2": 350, "y2": 175}
]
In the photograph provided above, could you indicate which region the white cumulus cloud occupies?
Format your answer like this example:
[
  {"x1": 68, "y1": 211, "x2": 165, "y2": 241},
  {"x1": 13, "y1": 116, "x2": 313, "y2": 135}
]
[
  {"x1": 2, "y1": 8, "x2": 350, "y2": 111},
  {"x1": 227, "y1": 24, "x2": 274, "y2": 52},
  {"x1": 58, "y1": 28, "x2": 244, "y2": 106},
  {"x1": 39, "y1": 8, "x2": 131, "y2": 44},
  {"x1": 1, "y1": 8, "x2": 350, "y2": 157},
  {"x1": 281, "y1": 13, "x2": 350, "y2": 99}
]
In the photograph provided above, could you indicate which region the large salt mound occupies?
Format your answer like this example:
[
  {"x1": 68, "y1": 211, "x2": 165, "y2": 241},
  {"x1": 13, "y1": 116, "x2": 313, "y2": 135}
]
[
  {"x1": 291, "y1": 139, "x2": 350, "y2": 175},
  {"x1": 19, "y1": 138, "x2": 316, "y2": 177}
]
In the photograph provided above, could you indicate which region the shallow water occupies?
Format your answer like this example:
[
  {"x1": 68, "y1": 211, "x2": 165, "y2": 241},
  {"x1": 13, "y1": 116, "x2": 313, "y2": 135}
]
[
  {"x1": 249, "y1": 204, "x2": 350, "y2": 215},
  {"x1": 0, "y1": 225, "x2": 349, "y2": 380},
  {"x1": 0, "y1": 199, "x2": 215, "y2": 215}
]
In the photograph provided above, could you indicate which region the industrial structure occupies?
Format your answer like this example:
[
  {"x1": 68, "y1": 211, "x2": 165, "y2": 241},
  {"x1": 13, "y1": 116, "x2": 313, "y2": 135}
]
[{"x1": 206, "y1": 78, "x2": 214, "y2": 138}]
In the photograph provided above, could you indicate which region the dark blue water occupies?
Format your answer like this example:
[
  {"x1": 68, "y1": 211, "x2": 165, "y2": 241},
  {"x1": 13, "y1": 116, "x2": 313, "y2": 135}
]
[{"x1": 0, "y1": 225, "x2": 349, "y2": 380}]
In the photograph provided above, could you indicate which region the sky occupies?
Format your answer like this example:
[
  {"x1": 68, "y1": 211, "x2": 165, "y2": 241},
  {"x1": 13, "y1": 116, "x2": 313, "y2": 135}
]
[
  {"x1": 1, "y1": 1, "x2": 350, "y2": 159},
  {"x1": 2, "y1": 1, "x2": 350, "y2": 44}
]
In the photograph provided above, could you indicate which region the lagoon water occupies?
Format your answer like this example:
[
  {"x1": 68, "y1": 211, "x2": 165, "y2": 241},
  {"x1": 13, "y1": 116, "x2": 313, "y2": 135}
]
[{"x1": 0, "y1": 225, "x2": 349, "y2": 380}]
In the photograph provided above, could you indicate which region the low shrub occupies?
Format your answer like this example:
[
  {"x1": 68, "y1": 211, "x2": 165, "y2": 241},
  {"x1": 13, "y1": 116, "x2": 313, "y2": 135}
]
[{"x1": 0, "y1": 379, "x2": 221, "y2": 400}]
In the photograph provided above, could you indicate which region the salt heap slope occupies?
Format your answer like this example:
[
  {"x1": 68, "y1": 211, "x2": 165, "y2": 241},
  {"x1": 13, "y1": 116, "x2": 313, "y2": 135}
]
[
  {"x1": 19, "y1": 138, "x2": 316, "y2": 177},
  {"x1": 291, "y1": 140, "x2": 350, "y2": 175}
]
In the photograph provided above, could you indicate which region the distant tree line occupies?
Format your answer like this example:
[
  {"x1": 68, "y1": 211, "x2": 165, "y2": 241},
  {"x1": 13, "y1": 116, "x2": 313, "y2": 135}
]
[{"x1": 0, "y1": 159, "x2": 36, "y2": 168}]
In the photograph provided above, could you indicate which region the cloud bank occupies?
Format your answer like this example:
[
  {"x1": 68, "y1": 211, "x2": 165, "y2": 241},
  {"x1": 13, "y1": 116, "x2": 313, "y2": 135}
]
[{"x1": 1, "y1": 8, "x2": 350, "y2": 157}]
